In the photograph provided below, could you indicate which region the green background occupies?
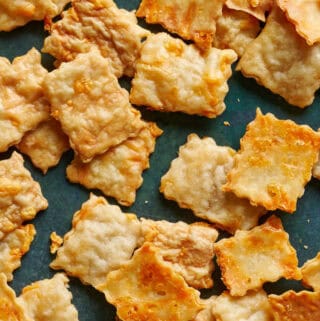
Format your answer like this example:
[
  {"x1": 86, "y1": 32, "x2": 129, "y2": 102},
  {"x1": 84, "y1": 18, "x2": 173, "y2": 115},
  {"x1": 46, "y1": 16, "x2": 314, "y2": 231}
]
[{"x1": 1, "y1": 1, "x2": 320, "y2": 319}]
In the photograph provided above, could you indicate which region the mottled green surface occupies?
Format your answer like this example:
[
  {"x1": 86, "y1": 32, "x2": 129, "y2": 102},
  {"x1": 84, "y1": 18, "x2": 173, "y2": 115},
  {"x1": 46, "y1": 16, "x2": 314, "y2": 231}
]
[{"x1": 1, "y1": 1, "x2": 320, "y2": 320}]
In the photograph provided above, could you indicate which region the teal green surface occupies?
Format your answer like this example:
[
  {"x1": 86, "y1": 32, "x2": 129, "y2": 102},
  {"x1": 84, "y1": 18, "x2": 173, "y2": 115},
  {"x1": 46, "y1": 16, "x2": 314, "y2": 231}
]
[{"x1": 1, "y1": 1, "x2": 320, "y2": 320}]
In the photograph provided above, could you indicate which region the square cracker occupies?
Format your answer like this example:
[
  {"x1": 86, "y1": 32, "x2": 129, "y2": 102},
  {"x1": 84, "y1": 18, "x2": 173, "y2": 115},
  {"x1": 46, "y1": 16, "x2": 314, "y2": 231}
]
[
  {"x1": 43, "y1": 0, "x2": 150, "y2": 78},
  {"x1": 237, "y1": 7, "x2": 320, "y2": 108},
  {"x1": 301, "y1": 252, "x2": 320, "y2": 292},
  {"x1": 0, "y1": 152, "x2": 48, "y2": 240},
  {"x1": 214, "y1": 215, "x2": 301, "y2": 296},
  {"x1": 44, "y1": 50, "x2": 145, "y2": 163},
  {"x1": 130, "y1": 33, "x2": 237, "y2": 118},
  {"x1": 50, "y1": 194, "x2": 142, "y2": 288},
  {"x1": 0, "y1": 48, "x2": 50, "y2": 153},
  {"x1": 160, "y1": 133, "x2": 265, "y2": 234},
  {"x1": 66, "y1": 122, "x2": 162, "y2": 206},
  {"x1": 97, "y1": 243, "x2": 203, "y2": 321},
  {"x1": 223, "y1": 109, "x2": 320, "y2": 213},
  {"x1": 141, "y1": 219, "x2": 218, "y2": 289}
]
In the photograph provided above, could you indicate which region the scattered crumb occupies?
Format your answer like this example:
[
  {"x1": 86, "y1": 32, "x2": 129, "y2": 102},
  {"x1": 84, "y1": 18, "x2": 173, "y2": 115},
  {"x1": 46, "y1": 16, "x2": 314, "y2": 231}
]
[
  {"x1": 224, "y1": 121, "x2": 231, "y2": 126},
  {"x1": 237, "y1": 98, "x2": 240, "y2": 102},
  {"x1": 304, "y1": 245, "x2": 309, "y2": 250},
  {"x1": 50, "y1": 232, "x2": 63, "y2": 254},
  {"x1": 144, "y1": 200, "x2": 149, "y2": 204}
]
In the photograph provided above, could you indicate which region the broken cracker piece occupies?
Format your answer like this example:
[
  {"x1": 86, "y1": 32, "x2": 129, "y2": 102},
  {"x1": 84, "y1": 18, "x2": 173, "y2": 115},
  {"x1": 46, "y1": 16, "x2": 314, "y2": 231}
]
[
  {"x1": 301, "y1": 252, "x2": 320, "y2": 292},
  {"x1": 50, "y1": 231, "x2": 63, "y2": 254}
]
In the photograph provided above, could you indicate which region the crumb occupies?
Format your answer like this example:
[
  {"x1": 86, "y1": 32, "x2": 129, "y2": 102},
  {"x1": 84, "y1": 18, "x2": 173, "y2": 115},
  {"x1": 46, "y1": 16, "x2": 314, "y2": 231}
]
[
  {"x1": 304, "y1": 245, "x2": 309, "y2": 250},
  {"x1": 50, "y1": 232, "x2": 63, "y2": 254},
  {"x1": 224, "y1": 121, "x2": 231, "y2": 126}
]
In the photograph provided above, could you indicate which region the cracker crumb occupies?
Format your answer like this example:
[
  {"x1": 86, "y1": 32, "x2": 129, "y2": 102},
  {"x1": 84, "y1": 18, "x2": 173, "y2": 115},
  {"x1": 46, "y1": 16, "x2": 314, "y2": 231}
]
[
  {"x1": 304, "y1": 245, "x2": 309, "y2": 250},
  {"x1": 50, "y1": 232, "x2": 63, "y2": 254},
  {"x1": 224, "y1": 121, "x2": 231, "y2": 126}
]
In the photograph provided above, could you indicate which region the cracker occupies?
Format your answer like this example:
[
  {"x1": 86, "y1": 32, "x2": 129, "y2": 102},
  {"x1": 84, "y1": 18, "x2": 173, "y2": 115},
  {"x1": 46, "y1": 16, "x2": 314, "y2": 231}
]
[
  {"x1": 141, "y1": 219, "x2": 218, "y2": 289},
  {"x1": 0, "y1": 224, "x2": 35, "y2": 282},
  {"x1": 301, "y1": 252, "x2": 320, "y2": 292},
  {"x1": 130, "y1": 33, "x2": 237, "y2": 118},
  {"x1": 214, "y1": 215, "x2": 301, "y2": 296},
  {"x1": 50, "y1": 194, "x2": 142, "y2": 288},
  {"x1": 312, "y1": 129, "x2": 320, "y2": 180},
  {"x1": 223, "y1": 109, "x2": 320, "y2": 213},
  {"x1": 160, "y1": 134, "x2": 265, "y2": 234},
  {"x1": 43, "y1": 50, "x2": 145, "y2": 163},
  {"x1": 269, "y1": 290, "x2": 320, "y2": 321},
  {"x1": 136, "y1": 0, "x2": 224, "y2": 51},
  {"x1": 50, "y1": 231, "x2": 63, "y2": 254},
  {"x1": 17, "y1": 118, "x2": 70, "y2": 174},
  {"x1": 237, "y1": 8, "x2": 320, "y2": 108},
  {"x1": 43, "y1": 0, "x2": 150, "y2": 77},
  {"x1": 0, "y1": 48, "x2": 50, "y2": 152},
  {"x1": 66, "y1": 122, "x2": 162, "y2": 206},
  {"x1": 194, "y1": 297, "x2": 217, "y2": 321},
  {"x1": 17, "y1": 274, "x2": 79, "y2": 321},
  {"x1": 0, "y1": 152, "x2": 48, "y2": 240},
  {"x1": 98, "y1": 243, "x2": 203, "y2": 321}
]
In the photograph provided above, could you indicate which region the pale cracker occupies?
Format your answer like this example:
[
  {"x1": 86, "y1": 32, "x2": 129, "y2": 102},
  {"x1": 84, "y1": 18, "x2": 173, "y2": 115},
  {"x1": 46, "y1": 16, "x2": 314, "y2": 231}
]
[
  {"x1": 193, "y1": 297, "x2": 217, "y2": 321},
  {"x1": 50, "y1": 231, "x2": 63, "y2": 254},
  {"x1": 160, "y1": 134, "x2": 265, "y2": 234},
  {"x1": 130, "y1": 33, "x2": 237, "y2": 118},
  {"x1": 301, "y1": 252, "x2": 320, "y2": 292},
  {"x1": 66, "y1": 122, "x2": 162, "y2": 206},
  {"x1": 214, "y1": 215, "x2": 301, "y2": 296}
]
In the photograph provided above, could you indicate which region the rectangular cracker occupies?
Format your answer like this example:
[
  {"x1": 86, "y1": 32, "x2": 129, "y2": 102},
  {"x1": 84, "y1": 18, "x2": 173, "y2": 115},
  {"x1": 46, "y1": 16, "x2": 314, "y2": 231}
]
[{"x1": 301, "y1": 252, "x2": 320, "y2": 292}]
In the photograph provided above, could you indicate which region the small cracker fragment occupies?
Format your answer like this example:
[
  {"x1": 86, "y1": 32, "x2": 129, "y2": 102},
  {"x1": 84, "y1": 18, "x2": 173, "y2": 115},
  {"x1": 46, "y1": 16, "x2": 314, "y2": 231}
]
[
  {"x1": 50, "y1": 231, "x2": 63, "y2": 254},
  {"x1": 0, "y1": 152, "x2": 48, "y2": 240},
  {"x1": 43, "y1": 0, "x2": 150, "y2": 77},
  {"x1": 136, "y1": 0, "x2": 224, "y2": 51},
  {"x1": 98, "y1": 243, "x2": 203, "y2": 321},
  {"x1": 0, "y1": 48, "x2": 50, "y2": 152},
  {"x1": 17, "y1": 118, "x2": 70, "y2": 174},
  {"x1": 301, "y1": 252, "x2": 320, "y2": 292},
  {"x1": 223, "y1": 109, "x2": 320, "y2": 213},
  {"x1": 44, "y1": 50, "x2": 145, "y2": 163},
  {"x1": 50, "y1": 194, "x2": 142, "y2": 288},
  {"x1": 66, "y1": 122, "x2": 162, "y2": 206},
  {"x1": 160, "y1": 134, "x2": 266, "y2": 234},
  {"x1": 214, "y1": 215, "x2": 301, "y2": 296},
  {"x1": 141, "y1": 219, "x2": 218, "y2": 289},
  {"x1": 130, "y1": 33, "x2": 237, "y2": 118},
  {"x1": 312, "y1": 129, "x2": 320, "y2": 180},
  {"x1": 268, "y1": 290, "x2": 320, "y2": 321},
  {"x1": 17, "y1": 273, "x2": 79, "y2": 321},
  {"x1": 237, "y1": 8, "x2": 320, "y2": 108}
]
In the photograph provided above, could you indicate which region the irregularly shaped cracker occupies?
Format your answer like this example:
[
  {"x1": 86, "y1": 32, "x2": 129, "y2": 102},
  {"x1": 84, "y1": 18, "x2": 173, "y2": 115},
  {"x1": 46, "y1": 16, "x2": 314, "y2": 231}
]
[
  {"x1": 214, "y1": 215, "x2": 301, "y2": 296},
  {"x1": 223, "y1": 109, "x2": 320, "y2": 213},
  {"x1": 98, "y1": 243, "x2": 203, "y2": 321},
  {"x1": 130, "y1": 33, "x2": 237, "y2": 118},
  {"x1": 50, "y1": 231, "x2": 63, "y2": 254},
  {"x1": 43, "y1": 0, "x2": 150, "y2": 77},
  {"x1": 237, "y1": 8, "x2": 320, "y2": 108},
  {"x1": 44, "y1": 50, "x2": 145, "y2": 163},
  {"x1": 301, "y1": 252, "x2": 320, "y2": 292},
  {"x1": 0, "y1": 152, "x2": 48, "y2": 240},
  {"x1": 0, "y1": 48, "x2": 50, "y2": 152},
  {"x1": 50, "y1": 194, "x2": 142, "y2": 288},
  {"x1": 66, "y1": 122, "x2": 162, "y2": 206},
  {"x1": 141, "y1": 219, "x2": 218, "y2": 289},
  {"x1": 269, "y1": 290, "x2": 320, "y2": 321},
  {"x1": 160, "y1": 134, "x2": 265, "y2": 234},
  {"x1": 136, "y1": 0, "x2": 224, "y2": 51},
  {"x1": 0, "y1": 224, "x2": 35, "y2": 282}
]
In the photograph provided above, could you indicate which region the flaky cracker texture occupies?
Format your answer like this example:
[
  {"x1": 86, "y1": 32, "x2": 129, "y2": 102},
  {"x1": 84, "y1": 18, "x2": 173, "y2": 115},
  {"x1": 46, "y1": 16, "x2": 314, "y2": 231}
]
[{"x1": 301, "y1": 252, "x2": 320, "y2": 292}]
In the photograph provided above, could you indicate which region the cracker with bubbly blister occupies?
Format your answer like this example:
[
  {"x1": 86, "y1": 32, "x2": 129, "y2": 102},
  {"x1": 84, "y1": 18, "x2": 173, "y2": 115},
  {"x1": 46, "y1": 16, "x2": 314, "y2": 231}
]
[
  {"x1": 66, "y1": 122, "x2": 162, "y2": 206},
  {"x1": 98, "y1": 243, "x2": 203, "y2": 321},
  {"x1": 237, "y1": 8, "x2": 320, "y2": 108},
  {"x1": 43, "y1": 0, "x2": 150, "y2": 77},
  {"x1": 223, "y1": 109, "x2": 320, "y2": 213},
  {"x1": 214, "y1": 215, "x2": 301, "y2": 296},
  {"x1": 50, "y1": 194, "x2": 142, "y2": 288},
  {"x1": 0, "y1": 152, "x2": 48, "y2": 240},
  {"x1": 141, "y1": 219, "x2": 218, "y2": 289},
  {"x1": 0, "y1": 48, "x2": 50, "y2": 153},
  {"x1": 301, "y1": 252, "x2": 320, "y2": 292},
  {"x1": 44, "y1": 50, "x2": 145, "y2": 163},
  {"x1": 160, "y1": 134, "x2": 265, "y2": 234},
  {"x1": 130, "y1": 33, "x2": 237, "y2": 118}
]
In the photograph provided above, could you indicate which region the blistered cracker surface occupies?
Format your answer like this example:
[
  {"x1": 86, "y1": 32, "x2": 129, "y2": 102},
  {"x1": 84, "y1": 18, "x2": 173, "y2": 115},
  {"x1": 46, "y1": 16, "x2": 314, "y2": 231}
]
[{"x1": 301, "y1": 252, "x2": 320, "y2": 292}]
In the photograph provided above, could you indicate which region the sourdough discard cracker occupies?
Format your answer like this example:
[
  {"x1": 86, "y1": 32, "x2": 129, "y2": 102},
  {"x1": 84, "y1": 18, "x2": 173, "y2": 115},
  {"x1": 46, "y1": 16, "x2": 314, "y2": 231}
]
[{"x1": 301, "y1": 252, "x2": 320, "y2": 292}]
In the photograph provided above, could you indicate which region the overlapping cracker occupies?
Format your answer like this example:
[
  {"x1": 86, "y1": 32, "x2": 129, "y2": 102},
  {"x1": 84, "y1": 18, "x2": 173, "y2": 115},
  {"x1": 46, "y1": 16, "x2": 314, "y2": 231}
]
[
  {"x1": 223, "y1": 109, "x2": 320, "y2": 213},
  {"x1": 98, "y1": 243, "x2": 203, "y2": 321},
  {"x1": 301, "y1": 252, "x2": 320, "y2": 292},
  {"x1": 17, "y1": 274, "x2": 79, "y2": 321},
  {"x1": 130, "y1": 33, "x2": 237, "y2": 118},
  {"x1": 0, "y1": 48, "x2": 50, "y2": 153},
  {"x1": 0, "y1": 152, "x2": 48, "y2": 240},
  {"x1": 43, "y1": 0, "x2": 150, "y2": 77},
  {"x1": 66, "y1": 122, "x2": 162, "y2": 206},
  {"x1": 50, "y1": 194, "x2": 142, "y2": 288},
  {"x1": 214, "y1": 216, "x2": 301, "y2": 296},
  {"x1": 160, "y1": 134, "x2": 265, "y2": 234},
  {"x1": 44, "y1": 50, "x2": 145, "y2": 163},
  {"x1": 141, "y1": 219, "x2": 218, "y2": 289},
  {"x1": 237, "y1": 8, "x2": 320, "y2": 108},
  {"x1": 136, "y1": 0, "x2": 224, "y2": 51},
  {"x1": 269, "y1": 290, "x2": 320, "y2": 321}
]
